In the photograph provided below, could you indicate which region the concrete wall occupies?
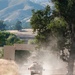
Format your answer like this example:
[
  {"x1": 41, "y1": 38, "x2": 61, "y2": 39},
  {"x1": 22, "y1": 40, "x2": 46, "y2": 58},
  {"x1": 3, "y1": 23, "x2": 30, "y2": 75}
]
[
  {"x1": 4, "y1": 46, "x2": 15, "y2": 60},
  {"x1": 3, "y1": 44, "x2": 36, "y2": 60}
]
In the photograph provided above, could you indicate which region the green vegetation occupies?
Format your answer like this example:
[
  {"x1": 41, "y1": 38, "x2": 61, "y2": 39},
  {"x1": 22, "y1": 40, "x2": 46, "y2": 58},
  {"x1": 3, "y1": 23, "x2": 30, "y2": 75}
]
[
  {"x1": 0, "y1": 31, "x2": 24, "y2": 46},
  {"x1": 28, "y1": 39, "x2": 37, "y2": 44},
  {"x1": 52, "y1": 0, "x2": 75, "y2": 75},
  {"x1": 14, "y1": 21, "x2": 22, "y2": 31},
  {"x1": 30, "y1": 5, "x2": 68, "y2": 49},
  {"x1": 0, "y1": 47, "x2": 3, "y2": 58},
  {"x1": 0, "y1": 31, "x2": 24, "y2": 58},
  {"x1": 0, "y1": 20, "x2": 6, "y2": 31},
  {"x1": 30, "y1": 0, "x2": 75, "y2": 75},
  {"x1": 30, "y1": 5, "x2": 53, "y2": 44}
]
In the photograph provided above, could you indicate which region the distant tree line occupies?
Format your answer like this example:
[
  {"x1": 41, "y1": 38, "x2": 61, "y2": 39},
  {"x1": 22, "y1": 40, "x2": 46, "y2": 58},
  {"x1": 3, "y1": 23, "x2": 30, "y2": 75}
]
[
  {"x1": 0, "y1": 20, "x2": 6, "y2": 31},
  {"x1": 0, "y1": 20, "x2": 31, "y2": 30},
  {"x1": 14, "y1": 20, "x2": 22, "y2": 31}
]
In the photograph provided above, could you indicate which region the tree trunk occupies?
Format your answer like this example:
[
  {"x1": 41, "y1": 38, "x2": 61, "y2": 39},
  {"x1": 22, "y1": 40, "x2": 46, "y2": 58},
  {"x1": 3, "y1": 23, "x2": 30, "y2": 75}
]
[
  {"x1": 67, "y1": 54, "x2": 74, "y2": 75},
  {"x1": 67, "y1": 23, "x2": 75, "y2": 75}
]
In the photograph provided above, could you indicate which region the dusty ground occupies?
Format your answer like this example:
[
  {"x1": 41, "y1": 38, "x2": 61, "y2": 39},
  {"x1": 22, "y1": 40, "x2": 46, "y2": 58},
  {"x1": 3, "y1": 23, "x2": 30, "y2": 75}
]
[
  {"x1": 5, "y1": 29, "x2": 69, "y2": 75},
  {"x1": 0, "y1": 59, "x2": 19, "y2": 75},
  {"x1": 6, "y1": 29, "x2": 36, "y2": 38},
  {"x1": 6, "y1": 29, "x2": 36, "y2": 43},
  {"x1": 0, "y1": 59, "x2": 68, "y2": 75}
]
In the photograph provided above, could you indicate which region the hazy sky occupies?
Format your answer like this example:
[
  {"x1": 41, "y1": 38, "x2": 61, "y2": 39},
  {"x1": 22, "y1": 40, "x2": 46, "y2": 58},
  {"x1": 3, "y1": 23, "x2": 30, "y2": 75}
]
[
  {"x1": 30, "y1": 0, "x2": 50, "y2": 3},
  {"x1": 37, "y1": 0, "x2": 48, "y2": 1}
]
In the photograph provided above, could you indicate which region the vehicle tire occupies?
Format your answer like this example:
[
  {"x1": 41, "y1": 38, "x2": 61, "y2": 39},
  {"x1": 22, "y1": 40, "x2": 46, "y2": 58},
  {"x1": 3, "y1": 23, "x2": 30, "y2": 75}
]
[{"x1": 31, "y1": 71, "x2": 34, "y2": 75}]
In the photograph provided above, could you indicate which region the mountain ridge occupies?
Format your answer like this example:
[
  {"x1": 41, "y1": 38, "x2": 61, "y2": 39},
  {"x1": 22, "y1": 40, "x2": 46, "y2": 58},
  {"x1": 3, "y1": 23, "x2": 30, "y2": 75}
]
[
  {"x1": 0, "y1": 0, "x2": 52, "y2": 29},
  {"x1": 0, "y1": 0, "x2": 45, "y2": 21}
]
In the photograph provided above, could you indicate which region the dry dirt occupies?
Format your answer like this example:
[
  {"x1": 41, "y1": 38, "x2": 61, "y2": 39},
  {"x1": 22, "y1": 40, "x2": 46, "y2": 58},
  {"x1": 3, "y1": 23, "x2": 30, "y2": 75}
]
[
  {"x1": 0, "y1": 59, "x2": 19, "y2": 75},
  {"x1": 6, "y1": 29, "x2": 36, "y2": 38}
]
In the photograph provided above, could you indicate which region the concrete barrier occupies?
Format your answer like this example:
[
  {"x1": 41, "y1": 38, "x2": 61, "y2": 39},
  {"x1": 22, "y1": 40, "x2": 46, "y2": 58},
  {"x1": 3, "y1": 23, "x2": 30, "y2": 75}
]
[{"x1": 3, "y1": 44, "x2": 36, "y2": 60}]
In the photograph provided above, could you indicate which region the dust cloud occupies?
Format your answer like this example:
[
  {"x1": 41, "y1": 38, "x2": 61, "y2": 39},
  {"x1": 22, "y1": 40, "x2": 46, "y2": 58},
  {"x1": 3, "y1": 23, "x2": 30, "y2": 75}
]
[{"x1": 17, "y1": 37, "x2": 68, "y2": 75}]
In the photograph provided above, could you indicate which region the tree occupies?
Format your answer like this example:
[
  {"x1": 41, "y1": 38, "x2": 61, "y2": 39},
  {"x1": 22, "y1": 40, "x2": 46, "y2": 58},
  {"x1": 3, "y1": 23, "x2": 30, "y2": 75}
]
[
  {"x1": 6, "y1": 34, "x2": 24, "y2": 45},
  {"x1": 0, "y1": 32, "x2": 24, "y2": 46},
  {"x1": 51, "y1": 0, "x2": 75, "y2": 75},
  {"x1": 31, "y1": 4, "x2": 70, "y2": 62},
  {"x1": 31, "y1": 1, "x2": 75, "y2": 74},
  {"x1": 30, "y1": 5, "x2": 53, "y2": 45},
  {"x1": 0, "y1": 20, "x2": 6, "y2": 31},
  {"x1": 6, "y1": 35, "x2": 19, "y2": 45},
  {"x1": 30, "y1": 5, "x2": 68, "y2": 56},
  {"x1": 48, "y1": 17, "x2": 69, "y2": 61},
  {"x1": 15, "y1": 21, "x2": 22, "y2": 31}
]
